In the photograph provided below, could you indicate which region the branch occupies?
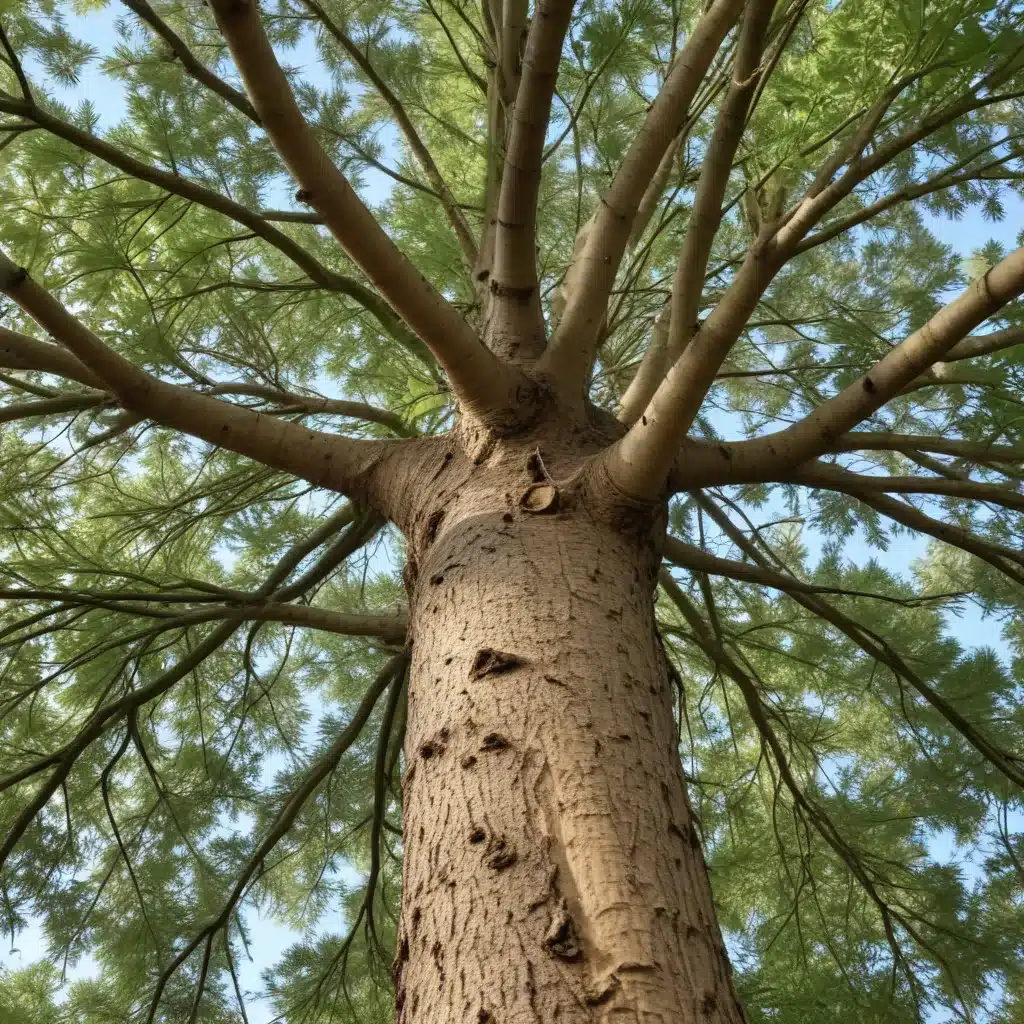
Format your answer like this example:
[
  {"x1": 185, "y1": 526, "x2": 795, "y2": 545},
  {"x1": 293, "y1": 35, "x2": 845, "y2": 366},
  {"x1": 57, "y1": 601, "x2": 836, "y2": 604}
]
[
  {"x1": 119, "y1": 0, "x2": 259, "y2": 122},
  {"x1": 0, "y1": 391, "x2": 108, "y2": 424},
  {"x1": 143, "y1": 652, "x2": 408, "y2": 1022},
  {"x1": 540, "y1": 0, "x2": 745, "y2": 394},
  {"x1": 658, "y1": 569, "x2": 934, "y2": 982},
  {"x1": 205, "y1": 383, "x2": 415, "y2": 436},
  {"x1": 0, "y1": 327, "x2": 105, "y2": 389},
  {"x1": 662, "y1": 535, "x2": 958, "y2": 606},
  {"x1": 487, "y1": 0, "x2": 574, "y2": 361},
  {"x1": 300, "y1": 0, "x2": 479, "y2": 269},
  {"x1": 790, "y1": 460, "x2": 1024, "y2": 513},
  {"x1": 689, "y1": 495, "x2": 1024, "y2": 789},
  {"x1": 820, "y1": 432, "x2": 1024, "y2": 464},
  {"x1": 672, "y1": 246, "x2": 1024, "y2": 488},
  {"x1": 0, "y1": 253, "x2": 408, "y2": 504},
  {"x1": 794, "y1": 471, "x2": 1024, "y2": 584},
  {"x1": 0, "y1": 589, "x2": 408, "y2": 642},
  {"x1": 207, "y1": 0, "x2": 526, "y2": 421},
  {"x1": 664, "y1": 0, "x2": 779, "y2": 376},
  {"x1": 0, "y1": 94, "x2": 434, "y2": 366}
]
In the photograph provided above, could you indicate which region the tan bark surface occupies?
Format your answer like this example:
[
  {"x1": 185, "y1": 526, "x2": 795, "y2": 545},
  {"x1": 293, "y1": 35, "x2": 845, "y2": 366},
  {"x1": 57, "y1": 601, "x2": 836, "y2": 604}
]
[{"x1": 392, "y1": 434, "x2": 745, "y2": 1023}]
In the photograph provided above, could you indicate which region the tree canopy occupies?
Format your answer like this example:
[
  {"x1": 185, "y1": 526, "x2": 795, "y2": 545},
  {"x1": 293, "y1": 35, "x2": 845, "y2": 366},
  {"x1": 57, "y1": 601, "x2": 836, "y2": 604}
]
[{"x1": 0, "y1": 0, "x2": 1023, "y2": 1020}]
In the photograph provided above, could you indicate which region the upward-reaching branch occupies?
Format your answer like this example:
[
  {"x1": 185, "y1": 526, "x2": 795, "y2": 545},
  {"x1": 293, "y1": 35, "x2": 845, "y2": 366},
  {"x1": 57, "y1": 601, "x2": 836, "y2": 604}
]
[
  {"x1": 539, "y1": 0, "x2": 745, "y2": 398},
  {"x1": 487, "y1": 0, "x2": 575, "y2": 361},
  {"x1": 0, "y1": 251, "x2": 409, "y2": 507},
  {"x1": 618, "y1": 0, "x2": 779, "y2": 427},
  {"x1": 672, "y1": 246, "x2": 1024, "y2": 488},
  {"x1": 600, "y1": 0, "x2": 780, "y2": 499},
  {"x1": 300, "y1": 0, "x2": 479, "y2": 271},
  {"x1": 207, "y1": 0, "x2": 527, "y2": 422}
]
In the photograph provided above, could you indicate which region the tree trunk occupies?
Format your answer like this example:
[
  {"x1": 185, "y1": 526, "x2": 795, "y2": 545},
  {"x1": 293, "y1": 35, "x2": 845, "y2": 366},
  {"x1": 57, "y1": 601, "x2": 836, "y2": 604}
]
[{"x1": 394, "y1": 431, "x2": 746, "y2": 1023}]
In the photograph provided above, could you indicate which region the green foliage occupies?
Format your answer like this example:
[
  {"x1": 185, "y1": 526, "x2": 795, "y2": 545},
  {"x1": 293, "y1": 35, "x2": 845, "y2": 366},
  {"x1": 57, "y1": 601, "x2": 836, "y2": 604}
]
[{"x1": 0, "y1": 0, "x2": 1022, "y2": 1021}]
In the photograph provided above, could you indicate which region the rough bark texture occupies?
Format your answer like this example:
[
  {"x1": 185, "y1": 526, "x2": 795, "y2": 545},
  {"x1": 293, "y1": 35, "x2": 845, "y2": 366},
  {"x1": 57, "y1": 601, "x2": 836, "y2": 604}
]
[{"x1": 391, "y1": 421, "x2": 745, "y2": 1023}]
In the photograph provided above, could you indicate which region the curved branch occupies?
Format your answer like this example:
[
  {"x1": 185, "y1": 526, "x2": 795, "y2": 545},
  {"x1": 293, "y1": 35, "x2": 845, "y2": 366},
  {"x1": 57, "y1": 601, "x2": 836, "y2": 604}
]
[
  {"x1": 208, "y1": 0, "x2": 526, "y2": 421},
  {"x1": 0, "y1": 253, "x2": 409, "y2": 506},
  {"x1": 541, "y1": 0, "x2": 745, "y2": 394},
  {"x1": 672, "y1": 246, "x2": 1024, "y2": 488}
]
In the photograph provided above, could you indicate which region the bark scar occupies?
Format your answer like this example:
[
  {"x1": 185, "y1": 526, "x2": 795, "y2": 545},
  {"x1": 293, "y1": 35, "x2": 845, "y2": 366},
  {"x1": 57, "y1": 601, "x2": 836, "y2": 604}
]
[
  {"x1": 544, "y1": 899, "x2": 583, "y2": 961},
  {"x1": 471, "y1": 647, "x2": 525, "y2": 679}
]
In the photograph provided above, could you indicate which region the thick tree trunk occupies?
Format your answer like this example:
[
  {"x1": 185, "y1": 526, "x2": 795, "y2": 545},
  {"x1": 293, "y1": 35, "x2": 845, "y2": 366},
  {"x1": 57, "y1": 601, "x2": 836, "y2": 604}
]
[{"x1": 394, "y1": 432, "x2": 746, "y2": 1023}]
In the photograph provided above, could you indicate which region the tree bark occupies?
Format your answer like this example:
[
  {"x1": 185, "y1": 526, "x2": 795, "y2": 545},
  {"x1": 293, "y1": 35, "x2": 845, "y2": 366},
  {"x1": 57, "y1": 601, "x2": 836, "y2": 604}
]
[{"x1": 392, "y1": 434, "x2": 745, "y2": 1023}]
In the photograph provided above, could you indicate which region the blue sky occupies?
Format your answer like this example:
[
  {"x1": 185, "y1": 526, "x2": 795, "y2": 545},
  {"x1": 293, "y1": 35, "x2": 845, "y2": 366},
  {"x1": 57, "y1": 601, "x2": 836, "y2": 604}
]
[{"x1": 3, "y1": 6, "x2": 1023, "y2": 1022}]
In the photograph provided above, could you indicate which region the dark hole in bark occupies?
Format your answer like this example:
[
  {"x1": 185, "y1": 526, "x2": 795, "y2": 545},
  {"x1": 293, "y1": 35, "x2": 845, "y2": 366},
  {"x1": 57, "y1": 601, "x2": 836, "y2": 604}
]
[
  {"x1": 544, "y1": 906, "x2": 583, "y2": 962},
  {"x1": 424, "y1": 508, "x2": 445, "y2": 545},
  {"x1": 484, "y1": 836, "x2": 517, "y2": 871},
  {"x1": 526, "y1": 451, "x2": 545, "y2": 482},
  {"x1": 469, "y1": 827, "x2": 486, "y2": 844},
  {"x1": 502, "y1": 511, "x2": 514, "y2": 522},
  {"x1": 477, "y1": 1010, "x2": 492, "y2": 1023},
  {"x1": 479, "y1": 732, "x2": 509, "y2": 752},
  {"x1": 701, "y1": 993, "x2": 718, "y2": 1015},
  {"x1": 471, "y1": 648, "x2": 525, "y2": 679},
  {"x1": 419, "y1": 742, "x2": 439, "y2": 759},
  {"x1": 461, "y1": 753, "x2": 478, "y2": 768}
]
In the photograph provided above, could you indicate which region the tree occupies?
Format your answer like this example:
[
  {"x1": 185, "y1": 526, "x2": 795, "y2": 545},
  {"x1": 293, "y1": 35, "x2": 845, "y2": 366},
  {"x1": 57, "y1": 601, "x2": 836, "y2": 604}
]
[{"x1": 0, "y1": 0, "x2": 1023, "y2": 1019}]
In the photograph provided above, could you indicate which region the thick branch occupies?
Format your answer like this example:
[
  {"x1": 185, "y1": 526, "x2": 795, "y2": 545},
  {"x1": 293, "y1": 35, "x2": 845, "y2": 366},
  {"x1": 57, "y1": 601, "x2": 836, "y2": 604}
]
[
  {"x1": 0, "y1": 391, "x2": 108, "y2": 424},
  {"x1": 820, "y1": 432, "x2": 1024, "y2": 464},
  {"x1": 208, "y1": 0, "x2": 526, "y2": 421},
  {"x1": 487, "y1": 0, "x2": 574, "y2": 358},
  {"x1": 664, "y1": 0, "x2": 778, "y2": 372},
  {"x1": 0, "y1": 253, "x2": 407, "y2": 504},
  {"x1": 0, "y1": 327, "x2": 105, "y2": 389},
  {"x1": 540, "y1": 0, "x2": 745, "y2": 395},
  {"x1": 672, "y1": 246, "x2": 1024, "y2": 488}
]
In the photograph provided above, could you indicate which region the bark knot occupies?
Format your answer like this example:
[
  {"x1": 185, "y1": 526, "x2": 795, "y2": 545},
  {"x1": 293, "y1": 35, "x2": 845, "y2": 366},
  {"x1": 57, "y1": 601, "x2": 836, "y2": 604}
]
[
  {"x1": 544, "y1": 900, "x2": 582, "y2": 961},
  {"x1": 518, "y1": 482, "x2": 558, "y2": 513},
  {"x1": 479, "y1": 732, "x2": 509, "y2": 752},
  {"x1": 471, "y1": 648, "x2": 525, "y2": 679},
  {"x1": 483, "y1": 834, "x2": 517, "y2": 871}
]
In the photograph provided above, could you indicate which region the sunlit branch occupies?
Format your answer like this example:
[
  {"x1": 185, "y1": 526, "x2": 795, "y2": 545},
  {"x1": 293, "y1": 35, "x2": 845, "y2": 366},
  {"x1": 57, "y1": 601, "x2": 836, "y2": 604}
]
[
  {"x1": 541, "y1": 0, "x2": 745, "y2": 394},
  {"x1": 0, "y1": 251, "x2": 409, "y2": 503},
  {"x1": 670, "y1": 246, "x2": 1024, "y2": 489},
  {"x1": 208, "y1": 0, "x2": 527, "y2": 421}
]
